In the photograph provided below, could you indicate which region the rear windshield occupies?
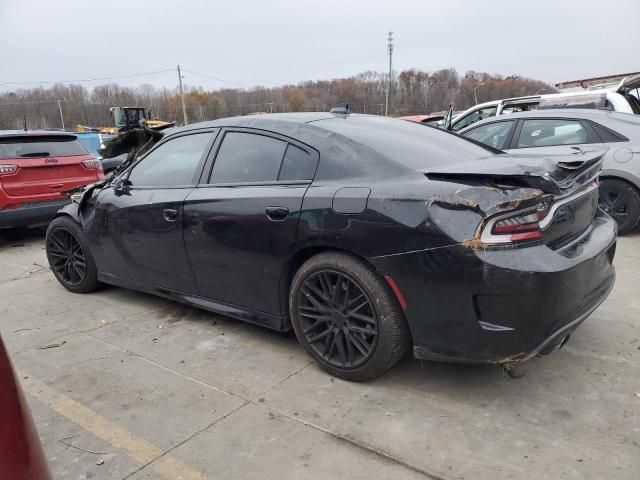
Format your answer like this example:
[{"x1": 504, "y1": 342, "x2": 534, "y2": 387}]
[
  {"x1": 312, "y1": 115, "x2": 498, "y2": 170},
  {"x1": 0, "y1": 136, "x2": 88, "y2": 160}
]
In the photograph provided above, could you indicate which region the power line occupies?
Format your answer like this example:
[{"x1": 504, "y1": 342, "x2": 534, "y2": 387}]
[
  {"x1": 0, "y1": 68, "x2": 176, "y2": 87},
  {"x1": 1, "y1": 66, "x2": 252, "y2": 90},
  {"x1": 181, "y1": 69, "x2": 252, "y2": 88}
]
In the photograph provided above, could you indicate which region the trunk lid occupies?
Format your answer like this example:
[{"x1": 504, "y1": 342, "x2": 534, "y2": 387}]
[{"x1": 423, "y1": 149, "x2": 605, "y2": 249}]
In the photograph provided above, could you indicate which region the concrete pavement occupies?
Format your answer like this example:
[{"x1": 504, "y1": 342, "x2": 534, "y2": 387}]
[{"x1": 0, "y1": 226, "x2": 638, "y2": 479}]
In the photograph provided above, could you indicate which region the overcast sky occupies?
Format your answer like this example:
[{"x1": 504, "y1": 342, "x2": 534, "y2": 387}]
[{"x1": 1, "y1": 0, "x2": 638, "y2": 93}]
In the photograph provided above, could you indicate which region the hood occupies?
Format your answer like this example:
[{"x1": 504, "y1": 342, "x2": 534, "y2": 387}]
[{"x1": 422, "y1": 148, "x2": 605, "y2": 195}]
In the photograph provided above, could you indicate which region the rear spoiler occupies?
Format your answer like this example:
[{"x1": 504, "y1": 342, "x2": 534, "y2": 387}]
[{"x1": 423, "y1": 149, "x2": 605, "y2": 195}]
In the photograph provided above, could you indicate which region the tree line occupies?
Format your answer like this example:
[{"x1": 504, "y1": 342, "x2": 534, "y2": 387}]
[{"x1": 0, "y1": 68, "x2": 555, "y2": 130}]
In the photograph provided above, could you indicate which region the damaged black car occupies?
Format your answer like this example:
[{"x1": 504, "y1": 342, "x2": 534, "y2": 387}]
[{"x1": 44, "y1": 113, "x2": 616, "y2": 381}]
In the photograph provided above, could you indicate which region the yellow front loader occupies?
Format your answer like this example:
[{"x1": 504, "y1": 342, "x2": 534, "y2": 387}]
[{"x1": 75, "y1": 106, "x2": 175, "y2": 134}]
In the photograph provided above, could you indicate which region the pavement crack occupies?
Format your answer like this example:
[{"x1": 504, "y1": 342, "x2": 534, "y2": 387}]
[
  {"x1": 121, "y1": 400, "x2": 252, "y2": 480},
  {"x1": 272, "y1": 408, "x2": 452, "y2": 480},
  {"x1": 253, "y1": 359, "x2": 314, "y2": 400}
]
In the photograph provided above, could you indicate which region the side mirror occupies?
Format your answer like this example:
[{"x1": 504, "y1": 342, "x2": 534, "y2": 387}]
[{"x1": 114, "y1": 177, "x2": 131, "y2": 196}]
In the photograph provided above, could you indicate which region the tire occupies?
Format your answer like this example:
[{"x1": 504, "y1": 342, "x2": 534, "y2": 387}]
[
  {"x1": 289, "y1": 252, "x2": 410, "y2": 381},
  {"x1": 599, "y1": 179, "x2": 640, "y2": 235},
  {"x1": 46, "y1": 216, "x2": 100, "y2": 293}
]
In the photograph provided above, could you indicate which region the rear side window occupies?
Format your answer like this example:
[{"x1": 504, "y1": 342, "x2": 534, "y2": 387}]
[
  {"x1": 278, "y1": 144, "x2": 316, "y2": 181},
  {"x1": 0, "y1": 136, "x2": 88, "y2": 159},
  {"x1": 516, "y1": 119, "x2": 589, "y2": 148},
  {"x1": 590, "y1": 121, "x2": 628, "y2": 143},
  {"x1": 209, "y1": 132, "x2": 317, "y2": 184},
  {"x1": 211, "y1": 132, "x2": 287, "y2": 183},
  {"x1": 128, "y1": 132, "x2": 214, "y2": 187}
]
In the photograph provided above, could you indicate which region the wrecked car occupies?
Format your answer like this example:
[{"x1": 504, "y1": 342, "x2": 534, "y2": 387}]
[
  {"x1": 44, "y1": 113, "x2": 616, "y2": 381},
  {"x1": 459, "y1": 109, "x2": 640, "y2": 234}
]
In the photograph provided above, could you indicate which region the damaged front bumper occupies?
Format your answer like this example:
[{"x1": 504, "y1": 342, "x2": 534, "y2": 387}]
[{"x1": 369, "y1": 209, "x2": 617, "y2": 365}]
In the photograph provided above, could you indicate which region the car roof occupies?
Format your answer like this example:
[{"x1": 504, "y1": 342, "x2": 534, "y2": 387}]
[
  {"x1": 469, "y1": 109, "x2": 614, "y2": 121},
  {"x1": 0, "y1": 130, "x2": 77, "y2": 139},
  {"x1": 178, "y1": 112, "x2": 338, "y2": 131}
]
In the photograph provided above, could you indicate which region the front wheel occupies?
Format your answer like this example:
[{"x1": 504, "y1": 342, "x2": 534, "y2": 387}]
[
  {"x1": 289, "y1": 252, "x2": 410, "y2": 381},
  {"x1": 46, "y1": 216, "x2": 100, "y2": 293},
  {"x1": 599, "y1": 179, "x2": 640, "y2": 235}
]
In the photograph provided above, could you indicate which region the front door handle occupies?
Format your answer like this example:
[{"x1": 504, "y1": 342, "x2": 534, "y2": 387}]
[
  {"x1": 265, "y1": 206, "x2": 289, "y2": 221},
  {"x1": 163, "y1": 208, "x2": 178, "y2": 222}
]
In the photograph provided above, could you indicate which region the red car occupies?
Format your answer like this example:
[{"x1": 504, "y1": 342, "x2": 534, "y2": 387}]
[{"x1": 0, "y1": 131, "x2": 103, "y2": 228}]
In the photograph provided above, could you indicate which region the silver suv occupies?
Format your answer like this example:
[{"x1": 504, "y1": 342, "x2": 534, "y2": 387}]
[{"x1": 448, "y1": 75, "x2": 640, "y2": 132}]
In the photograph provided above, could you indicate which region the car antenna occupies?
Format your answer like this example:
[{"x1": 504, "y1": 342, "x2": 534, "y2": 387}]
[{"x1": 330, "y1": 103, "x2": 350, "y2": 115}]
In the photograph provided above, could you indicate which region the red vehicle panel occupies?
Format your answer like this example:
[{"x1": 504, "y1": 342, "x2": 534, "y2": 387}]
[
  {"x1": 0, "y1": 336, "x2": 52, "y2": 480},
  {"x1": 0, "y1": 131, "x2": 103, "y2": 227}
]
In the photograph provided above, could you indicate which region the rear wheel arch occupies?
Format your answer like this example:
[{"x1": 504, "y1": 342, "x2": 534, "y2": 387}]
[
  {"x1": 287, "y1": 250, "x2": 411, "y2": 380},
  {"x1": 598, "y1": 176, "x2": 640, "y2": 234},
  {"x1": 599, "y1": 173, "x2": 640, "y2": 192},
  {"x1": 279, "y1": 246, "x2": 378, "y2": 320}
]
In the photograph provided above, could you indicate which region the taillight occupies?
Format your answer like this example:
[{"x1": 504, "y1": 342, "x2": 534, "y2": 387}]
[
  {"x1": 481, "y1": 207, "x2": 544, "y2": 244},
  {"x1": 0, "y1": 164, "x2": 18, "y2": 175},
  {"x1": 82, "y1": 159, "x2": 103, "y2": 171}
]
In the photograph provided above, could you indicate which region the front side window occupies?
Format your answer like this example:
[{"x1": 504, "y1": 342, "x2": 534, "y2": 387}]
[
  {"x1": 128, "y1": 132, "x2": 213, "y2": 187},
  {"x1": 210, "y1": 132, "x2": 287, "y2": 183},
  {"x1": 516, "y1": 119, "x2": 588, "y2": 148},
  {"x1": 452, "y1": 107, "x2": 497, "y2": 131},
  {"x1": 463, "y1": 121, "x2": 514, "y2": 150}
]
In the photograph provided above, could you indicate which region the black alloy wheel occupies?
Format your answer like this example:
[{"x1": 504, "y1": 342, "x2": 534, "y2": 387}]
[
  {"x1": 598, "y1": 179, "x2": 640, "y2": 235},
  {"x1": 297, "y1": 269, "x2": 379, "y2": 369},
  {"x1": 47, "y1": 228, "x2": 87, "y2": 286},
  {"x1": 290, "y1": 252, "x2": 410, "y2": 381},
  {"x1": 46, "y1": 216, "x2": 100, "y2": 293}
]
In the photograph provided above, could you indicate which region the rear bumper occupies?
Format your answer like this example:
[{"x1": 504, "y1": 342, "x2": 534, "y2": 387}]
[
  {"x1": 369, "y1": 210, "x2": 617, "y2": 364},
  {"x1": 0, "y1": 199, "x2": 70, "y2": 229}
]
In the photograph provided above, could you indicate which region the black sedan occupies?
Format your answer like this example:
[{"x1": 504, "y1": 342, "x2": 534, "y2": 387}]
[{"x1": 45, "y1": 113, "x2": 616, "y2": 381}]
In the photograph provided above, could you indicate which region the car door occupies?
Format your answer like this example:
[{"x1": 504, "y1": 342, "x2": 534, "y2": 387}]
[
  {"x1": 503, "y1": 118, "x2": 603, "y2": 155},
  {"x1": 92, "y1": 129, "x2": 218, "y2": 292},
  {"x1": 183, "y1": 128, "x2": 318, "y2": 316},
  {"x1": 460, "y1": 120, "x2": 517, "y2": 150}
]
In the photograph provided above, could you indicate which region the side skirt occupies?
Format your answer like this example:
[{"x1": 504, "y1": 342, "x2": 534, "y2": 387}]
[{"x1": 97, "y1": 272, "x2": 291, "y2": 332}]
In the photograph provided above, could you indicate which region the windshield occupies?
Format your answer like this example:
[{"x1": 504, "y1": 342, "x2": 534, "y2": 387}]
[
  {"x1": 76, "y1": 135, "x2": 102, "y2": 155},
  {"x1": 313, "y1": 115, "x2": 500, "y2": 171},
  {"x1": 0, "y1": 136, "x2": 88, "y2": 159}
]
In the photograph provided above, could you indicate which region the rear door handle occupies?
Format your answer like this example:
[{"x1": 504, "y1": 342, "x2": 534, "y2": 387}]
[
  {"x1": 163, "y1": 208, "x2": 178, "y2": 222},
  {"x1": 265, "y1": 206, "x2": 289, "y2": 221}
]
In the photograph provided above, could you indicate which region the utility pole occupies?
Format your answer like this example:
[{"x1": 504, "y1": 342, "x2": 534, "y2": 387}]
[
  {"x1": 177, "y1": 64, "x2": 188, "y2": 125},
  {"x1": 385, "y1": 32, "x2": 393, "y2": 117},
  {"x1": 473, "y1": 82, "x2": 485, "y2": 105},
  {"x1": 56, "y1": 99, "x2": 65, "y2": 130}
]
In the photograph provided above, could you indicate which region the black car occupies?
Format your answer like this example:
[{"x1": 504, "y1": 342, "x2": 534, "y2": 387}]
[{"x1": 45, "y1": 113, "x2": 616, "y2": 381}]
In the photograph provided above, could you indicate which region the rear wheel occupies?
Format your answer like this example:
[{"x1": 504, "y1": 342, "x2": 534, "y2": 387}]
[
  {"x1": 46, "y1": 216, "x2": 99, "y2": 293},
  {"x1": 289, "y1": 252, "x2": 410, "y2": 381},
  {"x1": 599, "y1": 179, "x2": 640, "y2": 235}
]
